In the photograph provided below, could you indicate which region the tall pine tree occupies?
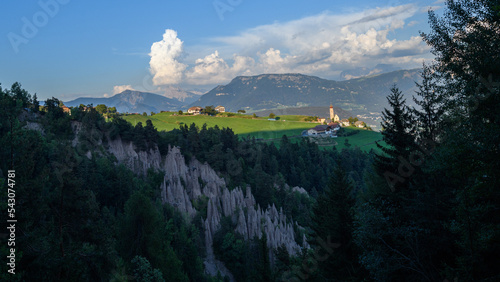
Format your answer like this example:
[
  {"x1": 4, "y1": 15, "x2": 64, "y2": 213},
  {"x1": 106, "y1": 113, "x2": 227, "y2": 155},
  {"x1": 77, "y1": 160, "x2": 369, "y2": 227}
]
[
  {"x1": 375, "y1": 85, "x2": 416, "y2": 191},
  {"x1": 311, "y1": 166, "x2": 365, "y2": 281},
  {"x1": 411, "y1": 63, "x2": 445, "y2": 144},
  {"x1": 421, "y1": 1, "x2": 500, "y2": 280}
]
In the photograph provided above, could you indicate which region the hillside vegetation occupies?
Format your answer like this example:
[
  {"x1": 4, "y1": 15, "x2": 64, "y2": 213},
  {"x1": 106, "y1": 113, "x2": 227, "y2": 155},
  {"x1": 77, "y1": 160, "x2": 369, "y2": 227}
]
[
  {"x1": 123, "y1": 112, "x2": 317, "y2": 137},
  {"x1": 122, "y1": 112, "x2": 382, "y2": 151}
]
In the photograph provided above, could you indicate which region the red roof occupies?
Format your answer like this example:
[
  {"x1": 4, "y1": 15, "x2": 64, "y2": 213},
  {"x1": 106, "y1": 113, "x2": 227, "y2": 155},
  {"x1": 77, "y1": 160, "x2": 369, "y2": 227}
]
[
  {"x1": 312, "y1": 125, "x2": 330, "y2": 131},
  {"x1": 188, "y1": 106, "x2": 202, "y2": 111}
]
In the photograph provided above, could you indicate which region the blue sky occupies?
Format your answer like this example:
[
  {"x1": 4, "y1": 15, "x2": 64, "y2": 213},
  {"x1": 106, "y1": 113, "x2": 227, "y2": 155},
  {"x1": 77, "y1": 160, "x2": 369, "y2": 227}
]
[{"x1": 0, "y1": 0, "x2": 443, "y2": 101}]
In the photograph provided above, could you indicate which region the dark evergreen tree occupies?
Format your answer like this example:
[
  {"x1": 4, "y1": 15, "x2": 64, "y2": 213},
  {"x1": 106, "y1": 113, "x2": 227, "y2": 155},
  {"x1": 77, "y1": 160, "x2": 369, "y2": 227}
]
[
  {"x1": 375, "y1": 85, "x2": 416, "y2": 191},
  {"x1": 145, "y1": 119, "x2": 159, "y2": 147},
  {"x1": 411, "y1": 63, "x2": 445, "y2": 143},
  {"x1": 421, "y1": 1, "x2": 500, "y2": 280},
  {"x1": 133, "y1": 122, "x2": 147, "y2": 151},
  {"x1": 119, "y1": 192, "x2": 188, "y2": 281},
  {"x1": 9, "y1": 82, "x2": 32, "y2": 108},
  {"x1": 254, "y1": 234, "x2": 272, "y2": 282},
  {"x1": 131, "y1": 256, "x2": 165, "y2": 282},
  {"x1": 311, "y1": 166, "x2": 364, "y2": 281},
  {"x1": 32, "y1": 93, "x2": 39, "y2": 113}
]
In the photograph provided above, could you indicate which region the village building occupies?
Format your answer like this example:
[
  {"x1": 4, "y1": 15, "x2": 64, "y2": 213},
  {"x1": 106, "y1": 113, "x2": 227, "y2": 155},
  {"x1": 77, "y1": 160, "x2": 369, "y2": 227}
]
[
  {"x1": 355, "y1": 121, "x2": 365, "y2": 128},
  {"x1": 215, "y1": 106, "x2": 225, "y2": 113},
  {"x1": 330, "y1": 104, "x2": 340, "y2": 122},
  {"x1": 328, "y1": 122, "x2": 341, "y2": 131},
  {"x1": 340, "y1": 119, "x2": 350, "y2": 127},
  {"x1": 307, "y1": 125, "x2": 333, "y2": 136},
  {"x1": 61, "y1": 105, "x2": 71, "y2": 115},
  {"x1": 187, "y1": 106, "x2": 202, "y2": 115}
]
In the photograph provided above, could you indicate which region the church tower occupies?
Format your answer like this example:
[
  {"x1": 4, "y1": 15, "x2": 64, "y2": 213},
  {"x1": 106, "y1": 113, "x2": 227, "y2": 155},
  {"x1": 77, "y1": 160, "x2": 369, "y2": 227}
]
[{"x1": 330, "y1": 104, "x2": 340, "y2": 122}]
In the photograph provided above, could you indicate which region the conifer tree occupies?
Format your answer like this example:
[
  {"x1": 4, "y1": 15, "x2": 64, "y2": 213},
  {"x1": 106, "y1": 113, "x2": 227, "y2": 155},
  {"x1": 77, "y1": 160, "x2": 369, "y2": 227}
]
[
  {"x1": 32, "y1": 93, "x2": 39, "y2": 113},
  {"x1": 411, "y1": 63, "x2": 445, "y2": 143},
  {"x1": 375, "y1": 85, "x2": 416, "y2": 191},
  {"x1": 421, "y1": 1, "x2": 500, "y2": 279},
  {"x1": 311, "y1": 166, "x2": 363, "y2": 281}
]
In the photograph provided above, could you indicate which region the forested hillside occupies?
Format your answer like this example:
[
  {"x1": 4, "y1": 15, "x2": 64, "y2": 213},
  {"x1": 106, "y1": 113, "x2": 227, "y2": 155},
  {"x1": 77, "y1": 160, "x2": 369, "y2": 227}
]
[
  {"x1": 1, "y1": 1, "x2": 499, "y2": 281},
  {"x1": 0, "y1": 82, "x2": 371, "y2": 281}
]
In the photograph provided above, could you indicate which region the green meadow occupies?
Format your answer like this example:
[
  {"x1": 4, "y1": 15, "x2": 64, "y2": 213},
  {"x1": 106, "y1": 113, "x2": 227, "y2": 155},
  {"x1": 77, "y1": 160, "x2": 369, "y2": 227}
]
[
  {"x1": 328, "y1": 127, "x2": 385, "y2": 151},
  {"x1": 122, "y1": 112, "x2": 384, "y2": 152}
]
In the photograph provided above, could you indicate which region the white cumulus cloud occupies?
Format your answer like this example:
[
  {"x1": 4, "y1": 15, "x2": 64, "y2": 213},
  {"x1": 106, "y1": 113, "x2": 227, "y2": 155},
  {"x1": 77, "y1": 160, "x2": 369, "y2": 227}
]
[
  {"x1": 149, "y1": 29, "x2": 187, "y2": 85},
  {"x1": 185, "y1": 51, "x2": 257, "y2": 85},
  {"x1": 149, "y1": 3, "x2": 433, "y2": 87},
  {"x1": 113, "y1": 84, "x2": 134, "y2": 95}
]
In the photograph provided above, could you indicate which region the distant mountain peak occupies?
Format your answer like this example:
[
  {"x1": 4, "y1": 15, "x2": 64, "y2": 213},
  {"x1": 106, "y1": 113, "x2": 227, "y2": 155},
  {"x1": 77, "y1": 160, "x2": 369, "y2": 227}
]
[
  {"x1": 159, "y1": 86, "x2": 202, "y2": 104},
  {"x1": 189, "y1": 69, "x2": 420, "y2": 115},
  {"x1": 64, "y1": 90, "x2": 184, "y2": 113},
  {"x1": 340, "y1": 64, "x2": 402, "y2": 80},
  {"x1": 235, "y1": 73, "x2": 316, "y2": 80}
]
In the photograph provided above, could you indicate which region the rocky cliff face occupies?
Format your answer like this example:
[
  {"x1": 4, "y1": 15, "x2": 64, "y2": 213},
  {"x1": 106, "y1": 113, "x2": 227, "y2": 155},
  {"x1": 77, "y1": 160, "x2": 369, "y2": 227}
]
[
  {"x1": 106, "y1": 137, "x2": 307, "y2": 277},
  {"x1": 107, "y1": 136, "x2": 163, "y2": 175}
]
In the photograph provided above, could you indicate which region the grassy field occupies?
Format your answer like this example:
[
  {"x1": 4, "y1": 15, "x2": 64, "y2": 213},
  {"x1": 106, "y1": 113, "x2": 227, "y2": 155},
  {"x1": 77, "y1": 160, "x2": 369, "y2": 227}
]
[
  {"x1": 328, "y1": 127, "x2": 385, "y2": 151},
  {"x1": 122, "y1": 112, "x2": 315, "y2": 138},
  {"x1": 122, "y1": 112, "x2": 384, "y2": 152},
  {"x1": 262, "y1": 127, "x2": 385, "y2": 152}
]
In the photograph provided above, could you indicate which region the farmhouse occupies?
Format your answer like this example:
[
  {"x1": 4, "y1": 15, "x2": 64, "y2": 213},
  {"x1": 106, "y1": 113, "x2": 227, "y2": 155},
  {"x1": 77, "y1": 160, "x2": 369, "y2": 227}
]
[
  {"x1": 328, "y1": 122, "x2": 341, "y2": 131},
  {"x1": 307, "y1": 125, "x2": 333, "y2": 136},
  {"x1": 215, "y1": 106, "x2": 225, "y2": 113},
  {"x1": 355, "y1": 121, "x2": 365, "y2": 128},
  {"x1": 340, "y1": 119, "x2": 350, "y2": 127},
  {"x1": 187, "y1": 106, "x2": 202, "y2": 115}
]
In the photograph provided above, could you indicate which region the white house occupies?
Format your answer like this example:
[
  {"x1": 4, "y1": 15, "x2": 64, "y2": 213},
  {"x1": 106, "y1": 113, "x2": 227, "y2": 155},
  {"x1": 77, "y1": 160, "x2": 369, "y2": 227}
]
[
  {"x1": 187, "y1": 106, "x2": 202, "y2": 115},
  {"x1": 307, "y1": 125, "x2": 332, "y2": 136},
  {"x1": 328, "y1": 122, "x2": 341, "y2": 131},
  {"x1": 355, "y1": 121, "x2": 365, "y2": 128}
]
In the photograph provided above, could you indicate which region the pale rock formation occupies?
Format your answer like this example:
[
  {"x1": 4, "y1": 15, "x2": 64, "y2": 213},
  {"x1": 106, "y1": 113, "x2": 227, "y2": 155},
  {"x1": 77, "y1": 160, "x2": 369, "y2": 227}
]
[
  {"x1": 24, "y1": 121, "x2": 45, "y2": 135},
  {"x1": 107, "y1": 135, "x2": 162, "y2": 175},
  {"x1": 291, "y1": 186, "x2": 309, "y2": 195},
  {"x1": 203, "y1": 186, "x2": 301, "y2": 255},
  {"x1": 106, "y1": 139, "x2": 309, "y2": 278}
]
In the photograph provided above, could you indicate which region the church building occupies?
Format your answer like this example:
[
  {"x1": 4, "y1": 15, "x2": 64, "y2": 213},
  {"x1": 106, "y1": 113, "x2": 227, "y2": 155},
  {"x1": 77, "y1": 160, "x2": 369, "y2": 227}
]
[{"x1": 330, "y1": 104, "x2": 340, "y2": 122}]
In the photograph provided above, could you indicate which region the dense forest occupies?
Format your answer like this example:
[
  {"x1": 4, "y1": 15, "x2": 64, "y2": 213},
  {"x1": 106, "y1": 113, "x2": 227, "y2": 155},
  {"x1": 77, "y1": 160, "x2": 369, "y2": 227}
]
[{"x1": 1, "y1": 1, "x2": 499, "y2": 281}]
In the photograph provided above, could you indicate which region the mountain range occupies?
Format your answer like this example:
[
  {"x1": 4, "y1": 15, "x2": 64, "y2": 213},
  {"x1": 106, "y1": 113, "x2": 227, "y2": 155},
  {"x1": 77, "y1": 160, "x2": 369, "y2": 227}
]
[
  {"x1": 64, "y1": 90, "x2": 184, "y2": 114},
  {"x1": 64, "y1": 69, "x2": 421, "y2": 121},
  {"x1": 189, "y1": 69, "x2": 420, "y2": 115}
]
